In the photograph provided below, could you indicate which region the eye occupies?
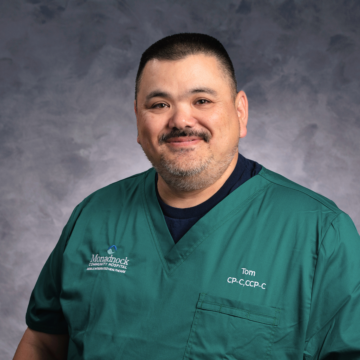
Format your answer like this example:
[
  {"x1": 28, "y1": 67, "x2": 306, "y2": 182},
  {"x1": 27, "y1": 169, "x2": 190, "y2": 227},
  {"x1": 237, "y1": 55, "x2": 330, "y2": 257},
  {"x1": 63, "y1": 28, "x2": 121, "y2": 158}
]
[
  {"x1": 152, "y1": 103, "x2": 168, "y2": 109},
  {"x1": 196, "y1": 99, "x2": 211, "y2": 105}
]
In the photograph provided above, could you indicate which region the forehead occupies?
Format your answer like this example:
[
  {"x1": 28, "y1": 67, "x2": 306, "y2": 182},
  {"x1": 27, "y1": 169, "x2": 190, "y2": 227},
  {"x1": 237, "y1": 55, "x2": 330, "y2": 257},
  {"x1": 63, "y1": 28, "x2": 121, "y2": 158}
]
[{"x1": 138, "y1": 54, "x2": 231, "y2": 97}]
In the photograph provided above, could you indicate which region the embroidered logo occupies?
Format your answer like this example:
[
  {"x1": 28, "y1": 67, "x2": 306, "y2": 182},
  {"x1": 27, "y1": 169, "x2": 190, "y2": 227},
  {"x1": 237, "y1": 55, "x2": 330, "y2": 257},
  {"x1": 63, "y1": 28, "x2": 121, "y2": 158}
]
[
  {"x1": 107, "y1": 245, "x2": 117, "y2": 255},
  {"x1": 86, "y1": 246, "x2": 129, "y2": 274}
]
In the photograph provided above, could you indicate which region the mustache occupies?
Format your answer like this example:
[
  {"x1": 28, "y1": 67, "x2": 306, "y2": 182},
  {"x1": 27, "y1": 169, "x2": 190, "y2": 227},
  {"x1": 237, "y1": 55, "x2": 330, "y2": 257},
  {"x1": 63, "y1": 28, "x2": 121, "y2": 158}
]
[{"x1": 158, "y1": 129, "x2": 212, "y2": 145}]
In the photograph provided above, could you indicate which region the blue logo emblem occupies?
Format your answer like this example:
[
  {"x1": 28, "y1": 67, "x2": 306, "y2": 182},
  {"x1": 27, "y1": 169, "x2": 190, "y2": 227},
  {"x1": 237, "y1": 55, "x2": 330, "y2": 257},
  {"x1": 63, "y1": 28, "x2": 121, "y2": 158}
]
[{"x1": 107, "y1": 245, "x2": 117, "y2": 255}]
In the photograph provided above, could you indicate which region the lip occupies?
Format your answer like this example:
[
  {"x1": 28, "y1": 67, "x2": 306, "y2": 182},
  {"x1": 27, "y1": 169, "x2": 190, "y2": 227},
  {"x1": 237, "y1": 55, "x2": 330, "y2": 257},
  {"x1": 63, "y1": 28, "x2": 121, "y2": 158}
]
[{"x1": 165, "y1": 136, "x2": 202, "y2": 147}]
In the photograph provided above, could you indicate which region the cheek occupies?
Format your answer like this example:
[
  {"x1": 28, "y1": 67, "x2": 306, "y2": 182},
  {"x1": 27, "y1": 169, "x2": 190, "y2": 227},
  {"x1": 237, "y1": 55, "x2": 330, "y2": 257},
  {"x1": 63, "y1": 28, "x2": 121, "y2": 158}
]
[
  {"x1": 138, "y1": 116, "x2": 163, "y2": 147},
  {"x1": 206, "y1": 110, "x2": 238, "y2": 140}
]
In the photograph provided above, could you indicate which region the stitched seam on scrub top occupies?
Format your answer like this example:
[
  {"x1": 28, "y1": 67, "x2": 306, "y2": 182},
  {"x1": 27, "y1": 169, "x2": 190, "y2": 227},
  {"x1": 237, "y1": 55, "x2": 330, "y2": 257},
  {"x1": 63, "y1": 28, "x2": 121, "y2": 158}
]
[
  {"x1": 258, "y1": 171, "x2": 340, "y2": 214},
  {"x1": 198, "y1": 300, "x2": 278, "y2": 320},
  {"x1": 265, "y1": 308, "x2": 280, "y2": 359},
  {"x1": 305, "y1": 213, "x2": 341, "y2": 347},
  {"x1": 184, "y1": 307, "x2": 201, "y2": 359}
]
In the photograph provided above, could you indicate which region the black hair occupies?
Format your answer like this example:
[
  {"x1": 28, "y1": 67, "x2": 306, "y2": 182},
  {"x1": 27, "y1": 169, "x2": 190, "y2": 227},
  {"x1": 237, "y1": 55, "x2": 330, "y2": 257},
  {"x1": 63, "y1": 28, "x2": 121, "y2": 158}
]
[{"x1": 135, "y1": 33, "x2": 237, "y2": 100}]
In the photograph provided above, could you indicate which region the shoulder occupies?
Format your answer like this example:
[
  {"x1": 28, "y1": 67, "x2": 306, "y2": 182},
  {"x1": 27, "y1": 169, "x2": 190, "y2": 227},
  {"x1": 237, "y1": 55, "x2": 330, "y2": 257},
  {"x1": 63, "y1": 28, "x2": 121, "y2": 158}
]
[
  {"x1": 75, "y1": 168, "x2": 155, "y2": 212},
  {"x1": 258, "y1": 166, "x2": 341, "y2": 215},
  {"x1": 256, "y1": 167, "x2": 360, "y2": 246}
]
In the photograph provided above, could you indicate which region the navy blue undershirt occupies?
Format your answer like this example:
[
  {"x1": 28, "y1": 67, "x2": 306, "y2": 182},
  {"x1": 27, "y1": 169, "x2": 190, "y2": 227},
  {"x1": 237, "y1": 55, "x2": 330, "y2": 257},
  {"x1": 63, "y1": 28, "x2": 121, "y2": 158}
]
[{"x1": 155, "y1": 153, "x2": 262, "y2": 243}]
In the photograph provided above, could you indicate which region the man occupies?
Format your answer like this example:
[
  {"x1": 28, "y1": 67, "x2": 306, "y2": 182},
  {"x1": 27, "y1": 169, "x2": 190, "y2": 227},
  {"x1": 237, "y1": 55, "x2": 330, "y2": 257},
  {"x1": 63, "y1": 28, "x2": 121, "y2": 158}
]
[{"x1": 14, "y1": 33, "x2": 360, "y2": 359}]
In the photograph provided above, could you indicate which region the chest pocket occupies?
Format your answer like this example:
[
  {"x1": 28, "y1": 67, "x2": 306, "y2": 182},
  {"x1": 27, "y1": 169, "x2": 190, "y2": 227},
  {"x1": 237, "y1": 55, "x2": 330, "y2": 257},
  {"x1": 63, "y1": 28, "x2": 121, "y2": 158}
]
[{"x1": 183, "y1": 293, "x2": 280, "y2": 360}]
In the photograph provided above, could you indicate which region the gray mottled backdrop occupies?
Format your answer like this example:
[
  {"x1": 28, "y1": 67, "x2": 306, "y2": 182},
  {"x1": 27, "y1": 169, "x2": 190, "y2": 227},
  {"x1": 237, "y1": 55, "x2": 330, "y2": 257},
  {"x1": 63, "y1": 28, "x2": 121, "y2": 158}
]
[{"x1": 1, "y1": 0, "x2": 359, "y2": 357}]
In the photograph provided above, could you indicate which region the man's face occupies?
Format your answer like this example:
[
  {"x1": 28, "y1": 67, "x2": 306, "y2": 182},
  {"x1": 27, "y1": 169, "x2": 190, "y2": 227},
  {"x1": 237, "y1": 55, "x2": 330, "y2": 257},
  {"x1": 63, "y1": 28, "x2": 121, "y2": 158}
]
[{"x1": 134, "y1": 53, "x2": 248, "y2": 191}]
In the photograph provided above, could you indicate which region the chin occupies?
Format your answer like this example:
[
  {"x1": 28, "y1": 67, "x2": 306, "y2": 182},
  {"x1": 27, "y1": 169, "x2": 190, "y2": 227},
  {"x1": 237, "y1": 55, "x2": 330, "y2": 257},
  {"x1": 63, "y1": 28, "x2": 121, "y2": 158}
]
[
  {"x1": 160, "y1": 151, "x2": 214, "y2": 177},
  {"x1": 156, "y1": 151, "x2": 235, "y2": 192}
]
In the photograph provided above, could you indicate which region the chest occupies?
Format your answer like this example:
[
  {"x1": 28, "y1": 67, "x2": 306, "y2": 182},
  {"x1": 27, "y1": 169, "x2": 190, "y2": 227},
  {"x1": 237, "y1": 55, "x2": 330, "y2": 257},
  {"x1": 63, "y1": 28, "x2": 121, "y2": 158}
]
[{"x1": 61, "y1": 211, "x2": 317, "y2": 359}]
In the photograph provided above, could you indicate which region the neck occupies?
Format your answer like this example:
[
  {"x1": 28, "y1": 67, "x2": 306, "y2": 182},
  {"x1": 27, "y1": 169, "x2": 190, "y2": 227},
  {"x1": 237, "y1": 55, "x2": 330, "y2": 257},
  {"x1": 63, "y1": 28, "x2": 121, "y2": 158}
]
[{"x1": 157, "y1": 152, "x2": 239, "y2": 208}]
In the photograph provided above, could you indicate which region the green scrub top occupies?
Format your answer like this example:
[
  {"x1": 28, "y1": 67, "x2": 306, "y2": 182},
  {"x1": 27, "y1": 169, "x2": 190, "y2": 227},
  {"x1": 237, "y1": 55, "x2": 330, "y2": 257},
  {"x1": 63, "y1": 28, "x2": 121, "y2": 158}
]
[{"x1": 26, "y1": 167, "x2": 360, "y2": 359}]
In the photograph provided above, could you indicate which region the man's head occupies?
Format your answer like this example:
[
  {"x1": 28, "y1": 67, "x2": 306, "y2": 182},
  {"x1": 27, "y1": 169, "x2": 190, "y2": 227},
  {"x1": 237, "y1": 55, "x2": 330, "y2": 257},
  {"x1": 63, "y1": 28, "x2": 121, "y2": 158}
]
[
  {"x1": 134, "y1": 33, "x2": 248, "y2": 192},
  {"x1": 135, "y1": 33, "x2": 237, "y2": 102}
]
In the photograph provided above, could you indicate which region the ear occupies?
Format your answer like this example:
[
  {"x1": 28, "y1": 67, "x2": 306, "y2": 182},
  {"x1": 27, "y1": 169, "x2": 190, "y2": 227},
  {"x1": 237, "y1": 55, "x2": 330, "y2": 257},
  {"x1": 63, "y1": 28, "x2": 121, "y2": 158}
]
[
  {"x1": 235, "y1": 90, "x2": 248, "y2": 139},
  {"x1": 134, "y1": 100, "x2": 141, "y2": 144}
]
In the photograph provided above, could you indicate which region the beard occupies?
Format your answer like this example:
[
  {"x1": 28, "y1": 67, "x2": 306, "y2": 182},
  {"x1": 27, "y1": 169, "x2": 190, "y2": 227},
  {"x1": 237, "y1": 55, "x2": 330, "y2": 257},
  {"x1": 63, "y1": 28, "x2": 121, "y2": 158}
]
[{"x1": 141, "y1": 128, "x2": 238, "y2": 192}]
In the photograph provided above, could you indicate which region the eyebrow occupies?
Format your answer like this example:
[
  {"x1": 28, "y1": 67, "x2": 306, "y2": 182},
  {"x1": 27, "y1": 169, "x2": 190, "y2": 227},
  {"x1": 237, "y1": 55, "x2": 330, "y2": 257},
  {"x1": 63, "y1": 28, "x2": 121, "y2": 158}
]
[{"x1": 145, "y1": 87, "x2": 218, "y2": 102}]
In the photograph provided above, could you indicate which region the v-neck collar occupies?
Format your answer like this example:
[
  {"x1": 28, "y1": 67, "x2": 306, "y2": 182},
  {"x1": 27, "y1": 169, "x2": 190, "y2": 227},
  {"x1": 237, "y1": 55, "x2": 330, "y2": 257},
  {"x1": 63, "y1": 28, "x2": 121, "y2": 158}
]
[{"x1": 142, "y1": 166, "x2": 269, "y2": 274}]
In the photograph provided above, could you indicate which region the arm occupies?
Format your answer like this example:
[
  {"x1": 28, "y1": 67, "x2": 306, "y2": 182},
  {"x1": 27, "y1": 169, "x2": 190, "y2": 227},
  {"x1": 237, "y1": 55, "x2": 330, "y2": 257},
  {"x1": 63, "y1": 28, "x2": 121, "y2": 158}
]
[
  {"x1": 13, "y1": 328, "x2": 69, "y2": 360},
  {"x1": 20, "y1": 205, "x2": 83, "y2": 360},
  {"x1": 304, "y1": 213, "x2": 360, "y2": 359},
  {"x1": 18, "y1": 204, "x2": 84, "y2": 359}
]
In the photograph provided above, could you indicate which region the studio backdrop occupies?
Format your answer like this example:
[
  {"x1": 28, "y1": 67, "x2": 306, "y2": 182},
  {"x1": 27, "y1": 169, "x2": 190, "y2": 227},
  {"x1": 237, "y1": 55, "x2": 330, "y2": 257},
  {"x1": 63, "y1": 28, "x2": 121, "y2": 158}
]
[{"x1": 1, "y1": 0, "x2": 359, "y2": 358}]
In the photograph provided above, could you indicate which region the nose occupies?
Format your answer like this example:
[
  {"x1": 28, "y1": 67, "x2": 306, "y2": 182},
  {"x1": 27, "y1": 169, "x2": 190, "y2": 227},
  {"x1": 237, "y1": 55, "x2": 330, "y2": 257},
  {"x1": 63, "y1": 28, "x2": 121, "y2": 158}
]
[{"x1": 167, "y1": 105, "x2": 197, "y2": 129}]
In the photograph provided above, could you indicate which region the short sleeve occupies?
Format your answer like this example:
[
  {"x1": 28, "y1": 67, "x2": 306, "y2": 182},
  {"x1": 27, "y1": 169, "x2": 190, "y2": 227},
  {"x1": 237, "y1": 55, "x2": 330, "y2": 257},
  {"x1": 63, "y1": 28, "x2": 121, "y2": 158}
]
[
  {"x1": 25, "y1": 204, "x2": 81, "y2": 334},
  {"x1": 304, "y1": 212, "x2": 360, "y2": 359}
]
